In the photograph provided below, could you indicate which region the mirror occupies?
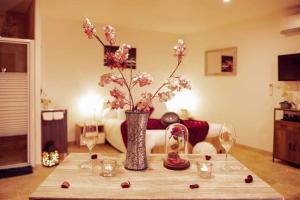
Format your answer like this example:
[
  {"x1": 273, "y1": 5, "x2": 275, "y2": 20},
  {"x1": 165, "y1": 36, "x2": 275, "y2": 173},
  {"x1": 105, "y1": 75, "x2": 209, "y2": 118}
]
[{"x1": 205, "y1": 47, "x2": 237, "y2": 76}]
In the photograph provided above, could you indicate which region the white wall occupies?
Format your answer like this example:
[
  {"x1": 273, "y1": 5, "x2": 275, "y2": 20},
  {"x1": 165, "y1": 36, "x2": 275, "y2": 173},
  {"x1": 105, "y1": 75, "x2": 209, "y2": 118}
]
[
  {"x1": 39, "y1": 15, "x2": 180, "y2": 141},
  {"x1": 39, "y1": 0, "x2": 300, "y2": 152},
  {"x1": 184, "y1": 14, "x2": 300, "y2": 151}
]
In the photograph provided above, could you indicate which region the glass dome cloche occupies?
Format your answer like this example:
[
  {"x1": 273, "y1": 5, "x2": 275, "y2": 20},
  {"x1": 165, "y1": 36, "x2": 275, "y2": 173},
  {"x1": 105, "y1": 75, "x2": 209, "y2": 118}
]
[{"x1": 165, "y1": 123, "x2": 189, "y2": 155}]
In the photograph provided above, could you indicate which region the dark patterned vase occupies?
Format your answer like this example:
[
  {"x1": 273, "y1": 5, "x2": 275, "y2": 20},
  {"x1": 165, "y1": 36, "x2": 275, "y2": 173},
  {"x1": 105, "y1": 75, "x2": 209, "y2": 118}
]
[{"x1": 124, "y1": 111, "x2": 149, "y2": 170}]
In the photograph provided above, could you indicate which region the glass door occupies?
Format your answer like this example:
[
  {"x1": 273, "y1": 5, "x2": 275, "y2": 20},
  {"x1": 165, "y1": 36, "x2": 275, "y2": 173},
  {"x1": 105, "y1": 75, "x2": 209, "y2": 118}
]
[{"x1": 0, "y1": 39, "x2": 29, "y2": 168}]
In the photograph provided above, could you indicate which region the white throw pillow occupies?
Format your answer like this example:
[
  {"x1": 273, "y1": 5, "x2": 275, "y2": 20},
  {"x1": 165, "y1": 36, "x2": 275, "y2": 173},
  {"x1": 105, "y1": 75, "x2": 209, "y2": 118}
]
[
  {"x1": 192, "y1": 142, "x2": 217, "y2": 154},
  {"x1": 117, "y1": 109, "x2": 126, "y2": 120},
  {"x1": 102, "y1": 108, "x2": 117, "y2": 120},
  {"x1": 150, "y1": 99, "x2": 168, "y2": 119}
]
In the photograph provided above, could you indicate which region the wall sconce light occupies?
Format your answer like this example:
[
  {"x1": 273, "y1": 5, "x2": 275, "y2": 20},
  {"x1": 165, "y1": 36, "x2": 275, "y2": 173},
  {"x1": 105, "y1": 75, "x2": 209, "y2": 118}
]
[
  {"x1": 78, "y1": 91, "x2": 103, "y2": 120},
  {"x1": 166, "y1": 90, "x2": 197, "y2": 117}
]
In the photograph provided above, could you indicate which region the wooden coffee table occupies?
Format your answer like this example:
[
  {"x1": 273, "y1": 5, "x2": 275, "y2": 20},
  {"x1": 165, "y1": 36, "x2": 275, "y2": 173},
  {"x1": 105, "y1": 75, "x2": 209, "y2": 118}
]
[{"x1": 30, "y1": 153, "x2": 283, "y2": 200}]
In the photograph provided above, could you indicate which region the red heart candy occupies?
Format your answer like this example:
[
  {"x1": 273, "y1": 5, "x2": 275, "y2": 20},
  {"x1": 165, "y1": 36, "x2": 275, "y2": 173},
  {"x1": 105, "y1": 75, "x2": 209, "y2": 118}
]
[
  {"x1": 121, "y1": 181, "x2": 131, "y2": 188},
  {"x1": 205, "y1": 155, "x2": 212, "y2": 160},
  {"x1": 189, "y1": 184, "x2": 199, "y2": 189},
  {"x1": 244, "y1": 175, "x2": 253, "y2": 183},
  {"x1": 91, "y1": 154, "x2": 98, "y2": 159},
  {"x1": 247, "y1": 175, "x2": 253, "y2": 180},
  {"x1": 61, "y1": 181, "x2": 70, "y2": 188}
]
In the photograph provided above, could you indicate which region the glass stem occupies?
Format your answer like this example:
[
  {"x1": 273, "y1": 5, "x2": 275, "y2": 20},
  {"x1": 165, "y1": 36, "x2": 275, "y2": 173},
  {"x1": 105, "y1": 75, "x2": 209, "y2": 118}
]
[{"x1": 225, "y1": 151, "x2": 228, "y2": 168}]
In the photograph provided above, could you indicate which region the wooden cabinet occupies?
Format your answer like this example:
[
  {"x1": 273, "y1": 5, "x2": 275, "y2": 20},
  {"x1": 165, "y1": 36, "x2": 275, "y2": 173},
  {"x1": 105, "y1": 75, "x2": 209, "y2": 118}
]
[
  {"x1": 273, "y1": 108, "x2": 300, "y2": 165},
  {"x1": 41, "y1": 110, "x2": 68, "y2": 154}
]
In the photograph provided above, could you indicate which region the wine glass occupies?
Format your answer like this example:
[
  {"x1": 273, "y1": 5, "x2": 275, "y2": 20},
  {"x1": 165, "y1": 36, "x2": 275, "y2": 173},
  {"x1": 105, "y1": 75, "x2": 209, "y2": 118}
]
[
  {"x1": 219, "y1": 123, "x2": 236, "y2": 170},
  {"x1": 79, "y1": 121, "x2": 99, "y2": 169}
]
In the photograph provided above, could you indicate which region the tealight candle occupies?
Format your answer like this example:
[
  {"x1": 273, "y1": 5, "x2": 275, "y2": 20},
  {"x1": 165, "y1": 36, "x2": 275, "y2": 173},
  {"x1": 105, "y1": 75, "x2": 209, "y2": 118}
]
[
  {"x1": 101, "y1": 159, "x2": 116, "y2": 177},
  {"x1": 197, "y1": 161, "x2": 213, "y2": 178}
]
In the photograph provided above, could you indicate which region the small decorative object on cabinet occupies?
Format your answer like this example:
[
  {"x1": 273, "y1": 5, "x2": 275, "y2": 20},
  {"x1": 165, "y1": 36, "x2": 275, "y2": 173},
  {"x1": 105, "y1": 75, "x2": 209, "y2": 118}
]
[
  {"x1": 75, "y1": 121, "x2": 105, "y2": 146},
  {"x1": 273, "y1": 108, "x2": 300, "y2": 165}
]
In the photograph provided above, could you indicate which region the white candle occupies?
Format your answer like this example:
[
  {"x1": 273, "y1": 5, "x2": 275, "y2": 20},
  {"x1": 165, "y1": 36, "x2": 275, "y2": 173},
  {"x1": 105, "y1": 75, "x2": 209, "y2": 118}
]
[
  {"x1": 197, "y1": 161, "x2": 213, "y2": 178},
  {"x1": 101, "y1": 160, "x2": 116, "y2": 177},
  {"x1": 200, "y1": 164, "x2": 209, "y2": 172},
  {"x1": 104, "y1": 165, "x2": 113, "y2": 171}
]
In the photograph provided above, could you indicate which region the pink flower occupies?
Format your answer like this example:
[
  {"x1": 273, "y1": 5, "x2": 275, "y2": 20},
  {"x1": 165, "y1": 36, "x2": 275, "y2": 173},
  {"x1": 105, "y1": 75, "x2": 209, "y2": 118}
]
[
  {"x1": 158, "y1": 91, "x2": 174, "y2": 102},
  {"x1": 110, "y1": 99, "x2": 126, "y2": 109},
  {"x1": 83, "y1": 18, "x2": 96, "y2": 39},
  {"x1": 111, "y1": 74, "x2": 125, "y2": 86},
  {"x1": 103, "y1": 25, "x2": 116, "y2": 45},
  {"x1": 132, "y1": 72, "x2": 153, "y2": 87},
  {"x1": 136, "y1": 93, "x2": 152, "y2": 112},
  {"x1": 173, "y1": 39, "x2": 186, "y2": 62},
  {"x1": 99, "y1": 73, "x2": 125, "y2": 87},
  {"x1": 99, "y1": 73, "x2": 112, "y2": 87},
  {"x1": 166, "y1": 78, "x2": 179, "y2": 91},
  {"x1": 115, "y1": 43, "x2": 131, "y2": 64},
  {"x1": 104, "y1": 52, "x2": 120, "y2": 69},
  {"x1": 109, "y1": 88, "x2": 126, "y2": 109},
  {"x1": 178, "y1": 75, "x2": 191, "y2": 90},
  {"x1": 110, "y1": 88, "x2": 125, "y2": 99}
]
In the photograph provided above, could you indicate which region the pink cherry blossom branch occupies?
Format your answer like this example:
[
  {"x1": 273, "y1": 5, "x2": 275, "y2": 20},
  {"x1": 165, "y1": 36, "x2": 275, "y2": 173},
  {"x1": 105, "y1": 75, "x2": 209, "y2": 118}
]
[
  {"x1": 90, "y1": 30, "x2": 134, "y2": 110},
  {"x1": 129, "y1": 66, "x2": 133, "y2": 88},
  {"x1": 83, "y1": 18, "x2": 189, "y2": 112},
  {"x1": 151, "y1": 60, "x2": 182, "y2": 100},
  {"x1": 116, "y1": 67, "x2": 135, "y2": 111},
  {"x1": 93, "y1": 34, "x2": 106, "y2": 47}
]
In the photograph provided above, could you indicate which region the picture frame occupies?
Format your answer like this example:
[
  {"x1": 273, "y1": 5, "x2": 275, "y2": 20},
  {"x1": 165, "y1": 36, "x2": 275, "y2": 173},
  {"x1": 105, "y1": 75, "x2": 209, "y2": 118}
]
[{"x1": 205, "y1": 47, "x2": 237, "y2": 76}]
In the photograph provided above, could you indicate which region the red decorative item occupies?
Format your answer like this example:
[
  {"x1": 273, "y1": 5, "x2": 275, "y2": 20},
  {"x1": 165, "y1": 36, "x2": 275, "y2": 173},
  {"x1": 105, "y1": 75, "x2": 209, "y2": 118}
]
[
  {"x1": 61, "y1": 181, "x2": 70, "y2": 188},
  {"x1": 163, "y1": 152, "x2": 190, "y2": 170},
  {"x1": 205, "y1": 155, "x2": 212, "y2": 160},
  {"x1": 121, "y1": 181, "x2": 131, "y2": 188},
  {"x1": 166, "y1": 124, "x2": 189, "y2": 155},
  {"x1": 244, "y1": 175, "x2": 253, "y2": 183},
  {"x1": 91, "y1": 154, "x2": 97, "y2": 159},
  {"x1": 189, "y1": 184, "x2": 199, "y2": 189}
]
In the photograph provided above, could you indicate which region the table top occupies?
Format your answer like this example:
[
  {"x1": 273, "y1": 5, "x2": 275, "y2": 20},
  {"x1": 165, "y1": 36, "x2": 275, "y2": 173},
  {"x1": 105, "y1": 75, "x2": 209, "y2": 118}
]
[{"x1": 30, "y1": 153, "x2": 283, "y2": 200}]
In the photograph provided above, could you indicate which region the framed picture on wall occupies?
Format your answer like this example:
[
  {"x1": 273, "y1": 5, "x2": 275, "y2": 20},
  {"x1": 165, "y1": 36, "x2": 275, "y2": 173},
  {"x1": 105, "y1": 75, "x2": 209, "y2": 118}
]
[
  {"x1": 205, "y1": 47, "x2": 237, "y2": 76},
  {"x1": 104, "y1": 45, "x2": 136, "y2": 69}
]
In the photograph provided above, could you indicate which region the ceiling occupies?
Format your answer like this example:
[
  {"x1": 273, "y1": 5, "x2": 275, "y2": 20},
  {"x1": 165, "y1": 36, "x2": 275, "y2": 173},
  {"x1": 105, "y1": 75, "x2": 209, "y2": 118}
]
[{"x1": 11, "y1": 0, "x2": 300, "y2": 34}]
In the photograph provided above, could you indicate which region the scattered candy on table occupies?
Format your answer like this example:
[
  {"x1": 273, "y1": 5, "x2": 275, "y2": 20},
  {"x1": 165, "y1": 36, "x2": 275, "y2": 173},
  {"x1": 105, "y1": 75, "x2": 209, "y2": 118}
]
[
  {"x1": 245, "y1": 175, "x2": 253, "y2": 183},
  {"x1": 189, "y1": 184, "x2": 199, "y2": 189},
  {"x1": 205, "y1": 155, "x2": 212, "y2": 160},
  {"x1": 61, "y1": 181, "x2": 70, "y2": 188},
  {"x1": 91, "y1": 154, "x2": 97, "y2": 159},
  {"x1": 121, "y1": 181, "x2": 131, "y2": 188}
]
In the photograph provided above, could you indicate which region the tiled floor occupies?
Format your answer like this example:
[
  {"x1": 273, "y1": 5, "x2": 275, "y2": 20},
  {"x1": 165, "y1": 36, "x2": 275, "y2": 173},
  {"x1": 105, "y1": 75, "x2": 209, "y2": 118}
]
[
  {"x1": 0, "y1": 143, "x2": 299, "y2": 200},
  {"x1": 231, "y1": 145, "x2": 300, "y2": 200}
]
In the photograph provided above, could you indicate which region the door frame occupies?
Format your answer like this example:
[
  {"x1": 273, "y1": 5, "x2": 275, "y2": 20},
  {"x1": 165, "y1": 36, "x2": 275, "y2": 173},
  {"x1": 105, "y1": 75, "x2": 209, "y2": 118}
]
[{"x1": 0, "y1": 37, "x2": 36, "y2": 167}]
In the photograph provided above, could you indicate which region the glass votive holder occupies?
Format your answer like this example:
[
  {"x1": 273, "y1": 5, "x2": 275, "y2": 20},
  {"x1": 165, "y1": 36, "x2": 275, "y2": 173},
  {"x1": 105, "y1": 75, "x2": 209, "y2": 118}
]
[
  {"x1": 91, "y1": 160, "x2": 102, "y2": 175},
  {"x1": 101, "y1": 159, "x2": 117, "y2": 177},
  {"x1": 196, "y1": 160, "x2": 213, "y2": 178}
]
